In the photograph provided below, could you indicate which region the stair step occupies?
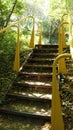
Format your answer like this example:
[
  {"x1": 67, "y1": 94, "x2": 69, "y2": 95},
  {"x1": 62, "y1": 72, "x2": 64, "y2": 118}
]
[
  {"x1": 22, "y1": 64, "x2": 53, "y2": 73},
  {"x1": 18, "y1": 72, "x2": 52, "y2": 77},
  {"x1": 0, "y1": 99, "x2": 51, "y2": 120},
  {"x1": 31, "y1": 53, "x2": 58, "y2": 58},
  {"x1": 0, "y1": 114, "x2": 50, "y2": 130},
  {"x1": 13, "y1": 81, "x2": 52, "y2": 90},
  {"x1": 11, "y1": 81, "x2": 52, "y2": 94},
  {"x1": 0, "y1": 44, "x2": 59, "y2": 129},
  {"x1": 35, "y1": 44, "x2": 58, "y2": 49},
  {"x1": 23, "y1": 64, "x2": 53, "y2": 68},
  {"x1": 7, "y1": 92, "x2": 52, "y2": 102},
  {"x1": 33, "y1": 48, "x2": 58, "y2": 53},
  {"x1": 0, "y1": 108, "x2": 51, "y2": 120},
  {"x1": 27, "y1": 58, "x2": 54, "y2": 65},
  {"x1": 17, "y1": 72, "x2": 52, "y2": 82}
]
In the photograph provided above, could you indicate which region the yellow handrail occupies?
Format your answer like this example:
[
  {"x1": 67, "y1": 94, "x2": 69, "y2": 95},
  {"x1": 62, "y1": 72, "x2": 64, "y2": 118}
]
[
  {"x1": 0, "y1": 16, "x2": 43, "y2": 72},
  {"x1": 58, "y1": 22, "x2": 69, "y2": 73},
  {"x1": 51, "y1": 53, "x2": 71, "y2": 130},
  {"x1": 61, "y1": 13, "x2": 68, "y2": 22},
  {"x1": 58, "y1": 22, "x2": 69, "y2": 49},
  {"x1": 0, "y1": 16, "x2": 35, "y2": 33},
  {"x1": 0, "y1": 16, "x2": 35, "y2": 48},
  {"x1": 13, "y1": 25, "x2": 20, "y2": 72},
  {"x1": 0, "y1": 17, "x2": 27, "y2": 33},
  {"x1": 0, "y1": 16, "x2": 35, "y2": 72},
  {"x1": 29, "y1": 17, "x2": 35, "y2": 48},
  {"x1": 0, "y1": 16, "x2": 42, "y2": 47},
  {"x1": 1, "y1": 24, "x2": 20, "y2": 72}
]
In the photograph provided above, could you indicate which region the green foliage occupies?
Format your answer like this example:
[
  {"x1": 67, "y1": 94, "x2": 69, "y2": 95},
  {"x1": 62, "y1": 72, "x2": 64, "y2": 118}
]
[
  {"x1": 14, "y1": 0, "x2": 26, "y2": 16},
  {"x1": 0, "y1": 30, "x2": 16, "y2": 54},
  {"x1": 66, "y1": 0, "x2": 73, "y2": 14},
  {"x1": 20, "y1": 35, "x2": 30, "y2": 49},
  {"x1": 42, "y1": 19, "x2": 49, "y2": 38},
  {"x1": 42, "y1": 17, "x2": 59, "y2": 43},
  {"x1": 0, "y1": 0, "x2": 26, "y2": 29},
  {"x1": 0, "y1": 0, "x2": 17, "y2": 28},
  {"x1": 49, "y1": 0, "x2": 67, "y2": 20}
]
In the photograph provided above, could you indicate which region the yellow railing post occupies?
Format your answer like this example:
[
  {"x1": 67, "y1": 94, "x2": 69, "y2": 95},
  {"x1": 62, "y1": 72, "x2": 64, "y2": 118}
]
[
  {"x1": 51, "y1": 53, "x2": 71, "y2": 130},
  {"x1": 58, "y1": 22, "x2": 69, "y2": 73},
  {"x1": 0, "y1": 16, "x2": 42, "y2": 71},
  {"x1": 29, "y1": 17, "x2": 35, "y2": 48},
  {"x1": 0, "y1": 16, "x2": 35, "y2": 71},
  {"x1": 13, "y1": 25, "x2": 20, "y2": 72},
  {"x1": 0, "y1": 24, "x2": 20, "y2": 72}
]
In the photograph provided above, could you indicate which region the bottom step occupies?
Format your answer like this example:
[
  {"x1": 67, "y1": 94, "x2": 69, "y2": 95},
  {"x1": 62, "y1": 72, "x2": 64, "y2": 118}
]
[
  {"x1": 0, "y1": 98, "x2": 51, "y2": 120},
  {"x1": 0, "y1": 114, "x2": 51, "y2": 130},
  {"x1": 0, "y1": 108, "x2": 51, "y2": 120}
]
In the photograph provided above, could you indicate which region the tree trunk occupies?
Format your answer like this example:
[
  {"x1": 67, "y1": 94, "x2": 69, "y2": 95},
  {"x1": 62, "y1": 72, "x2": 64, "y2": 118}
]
[{"x1": 5, "y1": 0, "x2": 17, "y2": 27}]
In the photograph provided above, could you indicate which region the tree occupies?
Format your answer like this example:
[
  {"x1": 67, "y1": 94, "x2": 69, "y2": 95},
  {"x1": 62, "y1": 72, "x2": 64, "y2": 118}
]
[
  {"x1": 0, "y1": 0, "x2": 17, "y2": 29},
  {"x1": 0, "y1": 0, "x2": 27, "y2": 29}
]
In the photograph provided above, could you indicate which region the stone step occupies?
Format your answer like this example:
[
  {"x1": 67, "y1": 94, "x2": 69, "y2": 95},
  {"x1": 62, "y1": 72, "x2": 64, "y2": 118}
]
[
  {"x1": 33, "y1": 48, "x2": 58, "y2": 53},
  {"x1": 0, "y1": 44, "x2": 59, "y2": 129},
  {"x1": 17, "y1": 72, "x2": 52, "y2": 82},
  {"x1": 30, "y1": 53, "x2": 58, "y2": 58},
  {"x1": 27, "y1": 58, "x2": 54, "y2": 65},
  {"x1": 22, "y1": 64, "x2": 53, "y2": 73},
  {"x1": 0, "y1": 108, "x2": 51, "y2": 120},
  {"x1": 0, "y1": 114, "x2": 50, "y2": 130},
  {"x1": 13, "y1": 81, "x2": 52, "y2": 92},
  {"x1": 35, "y1": 44, "x2": 58, "y2": 49},
  {"x1": 0, "y1": 99, "x2": 51, "y2": 120},
  {"x1": 11, "y1": 81, "x2": 52, "y2": 95},
  {"x1": 7, "y1": 92, "x2": 52, "y2": 102}
]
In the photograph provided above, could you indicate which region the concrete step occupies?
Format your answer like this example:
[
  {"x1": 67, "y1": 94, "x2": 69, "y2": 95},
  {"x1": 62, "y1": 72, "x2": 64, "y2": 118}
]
[
  {"x1": 27, "y1": 58, "x2": 54, "y2": 65},
  {"x1": 17, "y1": 72, "x2": 52, "y2": 82},
  {"x1": 13, "y1": 81, "x2": 52, "y2": 92},
  {"x1": 22, "y1": 64, "x2": 53, "y2": 73},
  {"x1": 35, "y1": 44, "x2": 58, "y2": 49},
  {"x1": 0, "y1": 99, "x2": 51, "y2": 120},
  {"x1": 30, "y1": 53, "x2": 58, "y2": 58},
  {"x1": 33, "y1": 48, "x2": 58, "y2": 53},
  {"x1": 7, "y1": 92, "x2": 52, "y2": 102},
  {"x1": 0, "y1": 114, "x2": 50, "y2": 130}
]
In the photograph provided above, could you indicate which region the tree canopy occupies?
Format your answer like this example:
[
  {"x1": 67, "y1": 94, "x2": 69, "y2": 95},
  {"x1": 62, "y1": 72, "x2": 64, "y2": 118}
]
[{"x1": 0, "y1": 0, "x2": 73, "y2": 50}]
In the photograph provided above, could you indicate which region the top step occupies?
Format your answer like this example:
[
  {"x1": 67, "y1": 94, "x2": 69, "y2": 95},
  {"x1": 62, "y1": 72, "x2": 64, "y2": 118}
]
[{"x1": 35, "y1": 44, "x2": 58, "y2": 49}]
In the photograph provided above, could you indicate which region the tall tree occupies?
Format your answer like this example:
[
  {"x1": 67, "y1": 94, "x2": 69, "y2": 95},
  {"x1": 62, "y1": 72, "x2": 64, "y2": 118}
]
[
  {"x1": 0, "y1": 0, "x2": 26, "y2": 29},
  {"x1": 0, "y1": 0, "x2": 17, "y2": 29}
]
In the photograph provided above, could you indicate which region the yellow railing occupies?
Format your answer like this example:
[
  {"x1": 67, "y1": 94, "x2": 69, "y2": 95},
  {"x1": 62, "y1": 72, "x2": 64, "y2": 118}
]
[
  {"x1": 51, "y1": 53, "x2": 71, "y2": 130},
  {"x1": 0, "y1": 24, "x2": 20, "y2": 72},
  {"x1": 58, "y1": 21, "x2": 69, "y2": 73},
  {"x1": 51, "y1": 13, "x2": 73, "y2": 130},
  {"x1": 13, "y1": 25, "x2": 20, "y2": 71},
  {"x1": 0, "y1": 16, "x2": 43, "y2": 72},
  {"x1": 61, "y1": 13, "x2": 69, "y2": 22}
]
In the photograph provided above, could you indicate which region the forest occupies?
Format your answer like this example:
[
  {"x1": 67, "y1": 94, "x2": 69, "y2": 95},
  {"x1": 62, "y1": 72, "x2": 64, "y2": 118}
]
[{"x1": 0, "y1": 0, "x2": 73, "y2": 130}]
